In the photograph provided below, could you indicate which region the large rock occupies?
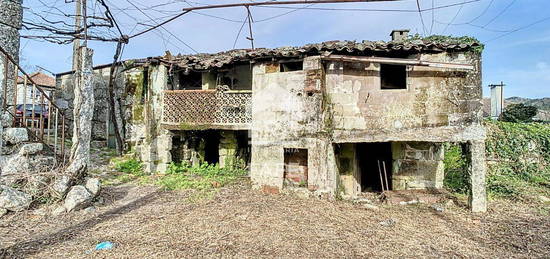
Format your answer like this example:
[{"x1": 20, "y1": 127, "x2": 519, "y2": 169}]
[
  {"x1": 85, "y1": 178, "x2": 101, "y2": 197},
  {"x1": 0, "y1": 112, "x2": 13, "y2": 127},
  {"x1": 18, "y1": 143, "x2": 43, "y2": 155},
  {"x1": 64, "y1": 185, "x2": 93, "y2": 212},
  {"x1": 3, "y1": 128, "x2": 29, "y2": 145},
  {"x1": 0, "y1": 185, "x2": 32, "y2": 212},
  {"x1": 52, "y1": 175, "x2": 71, "y2": 198}
]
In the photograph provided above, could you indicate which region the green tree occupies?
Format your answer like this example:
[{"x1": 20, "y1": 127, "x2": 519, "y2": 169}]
[{"x1": 499, "y1": 103, "x2": 538, "y2": 123}]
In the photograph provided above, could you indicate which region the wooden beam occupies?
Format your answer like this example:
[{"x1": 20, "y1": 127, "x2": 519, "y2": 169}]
[{"x1": 323, "y1": 55, "x2": 474, "y2": 70}]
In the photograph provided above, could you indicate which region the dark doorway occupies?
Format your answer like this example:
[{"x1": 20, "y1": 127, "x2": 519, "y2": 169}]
[
  {"x1": 357, "y1": 142, "x2": 393, "y2": 192},
  {"x1": 203, "y1": 131, "x2": 220, "y2": 164}
]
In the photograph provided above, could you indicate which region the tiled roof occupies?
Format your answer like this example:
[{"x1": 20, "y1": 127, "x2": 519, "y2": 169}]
[
  {"x1": 162, "y1": 38, "x2": 481, "y2": 70},
  {"x1": 17, "y1": 72, "x2": 56, "y2": 88}
]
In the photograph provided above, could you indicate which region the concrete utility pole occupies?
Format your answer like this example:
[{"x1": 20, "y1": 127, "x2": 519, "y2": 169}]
[
  {"x1": 489, "y1": 82, "x2": 505, "y2": 119},
  {"x1": 72, "y1": 0, "x2": 82, "y2": 71},
  {"x1": 67, "y1": 0, "x2": 95, "y2": 177}
]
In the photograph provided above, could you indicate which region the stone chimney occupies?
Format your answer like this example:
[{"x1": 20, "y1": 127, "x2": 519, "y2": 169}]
[
  {"x1": 390, "y1": 29, "x2": 410, "y2": 41},
  {"x1": 489, "y1": 82, "x2": 505, "y2": 119}
]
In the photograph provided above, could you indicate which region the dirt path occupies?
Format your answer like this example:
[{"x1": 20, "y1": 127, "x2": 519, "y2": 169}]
[{"x1": 1, "y1": 181, "x2": 548, "y2": 258}]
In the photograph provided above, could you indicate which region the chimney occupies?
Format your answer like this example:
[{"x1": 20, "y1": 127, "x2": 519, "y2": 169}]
[
  {"x1": 489, "y1": 82, "x2": 505, "y2": 119},
  {"x1": 390, "y1": 29, "x2": 410, "y2": 41}
]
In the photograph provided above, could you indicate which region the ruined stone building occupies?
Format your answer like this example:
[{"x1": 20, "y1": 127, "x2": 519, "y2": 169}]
[{"x1": 56, "y1": 31, "x2": 487, "y2": 212}]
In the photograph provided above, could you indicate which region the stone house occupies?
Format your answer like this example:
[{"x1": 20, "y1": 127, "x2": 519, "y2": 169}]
[{"x1": 56, "y1": 31, "x2": 487, "y2": 212}]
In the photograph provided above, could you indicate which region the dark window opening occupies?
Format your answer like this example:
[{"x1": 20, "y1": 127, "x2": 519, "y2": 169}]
[
  {"x1": 141, "y1": 69, "x2": 149, "y2": 103},
  {"x1": 284, "y1": 148, "x2": 308, "y2": 187},
  {"x1": 280, "y1": 61, "x2": 303, "y2": 72},
  {"x1": 357, "y1": 142, "x2": 393, "y2": 192},
  {"x1": 380, "y1": 64, "x2": 406, "y2": 90},
  {"x1": 179, "y1": 71, "x2": 202, "y2": 90}
]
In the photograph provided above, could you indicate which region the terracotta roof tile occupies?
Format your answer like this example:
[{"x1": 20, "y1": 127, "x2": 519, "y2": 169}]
[
  {"x1": 17, "y1": 72, "x2": 56, "y2": 88},
  {"x1": 162, "y1": 38, "x2": 481, "y2": 70}
]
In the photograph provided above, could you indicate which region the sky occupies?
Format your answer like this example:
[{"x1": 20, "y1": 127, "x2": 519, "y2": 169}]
[{"x1": 18, "y1": 0, "x2": 550, "y2": 98}]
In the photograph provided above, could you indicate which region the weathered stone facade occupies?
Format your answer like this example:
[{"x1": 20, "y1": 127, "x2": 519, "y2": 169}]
[{"x1": 57, "y1": 37, "x2": 488, "y2": 212}]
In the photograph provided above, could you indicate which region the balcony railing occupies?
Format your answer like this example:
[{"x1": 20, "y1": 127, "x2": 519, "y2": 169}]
[{"x1": 162, "y1": 90, "x2": 252, "y2": 129}]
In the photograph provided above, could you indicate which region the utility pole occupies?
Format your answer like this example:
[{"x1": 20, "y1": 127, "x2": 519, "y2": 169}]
[
  {"x1": 72, "y1": 0, "x2": 82, "y2": 70},
  {"x1": 489, "y1": 82, "x2": 505, "y2": 119}
]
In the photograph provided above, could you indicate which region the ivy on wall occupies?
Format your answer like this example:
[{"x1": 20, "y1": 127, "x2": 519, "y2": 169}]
[{"x1": 444, "y1": 120, "x2": 550, "y2": 199}]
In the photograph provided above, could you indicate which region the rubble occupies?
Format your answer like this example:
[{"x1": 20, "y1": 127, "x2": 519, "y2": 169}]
[
  {"x1": 0, "y1": 185, "x2": 32, "y2": 212},
  {"x1": 3, "y1": 128, "x2": 28, "y2": 145}
]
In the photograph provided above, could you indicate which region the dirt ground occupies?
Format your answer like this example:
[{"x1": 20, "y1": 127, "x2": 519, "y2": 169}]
[{"x1": 1, "y1": 180, "x2": 549, "y2": 258}]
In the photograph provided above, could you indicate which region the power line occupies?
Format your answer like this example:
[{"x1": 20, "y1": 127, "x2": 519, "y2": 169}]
[
  {"x1": 442, "y1": 0, "x2": 466, "y2": 34},
  {"x1": 123, "y1": 0, "x2": 198, "y2": 53},
  {"x1": 416, "y1": 0, "x2": 427, "y2": 35},
  {"x1": 483, "y1": 0, "x2": 516, "y2": 27},
  {"x1": 487, "y1": 15, "x2": 550, "y2": 42}
]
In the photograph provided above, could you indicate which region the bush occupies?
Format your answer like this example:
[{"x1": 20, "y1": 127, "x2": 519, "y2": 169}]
[
  {"x1": 443, "y1": 121, "x2": 550, "y2": 200},
  {"x1": 113, "y1": 158, "x2": 144, "y2": 176},
  {"x1": 443, "y1": 144, "x2": 469, "y2": 194},
  {"x1": 499, "y1": 103, "x2": 538, "y2": 123}
]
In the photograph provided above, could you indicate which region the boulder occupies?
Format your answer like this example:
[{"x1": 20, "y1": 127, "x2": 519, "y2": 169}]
[
  {"x1": 85, "y1": 178, "x2": 101, "y2": 197},
  {"x1": 19, "y1": 143, "x2": 43, "y2": 155},
  {"x1": 64, "y1": 185, "x2": 93, "y2": 212},
  {"x1": 52, "y1": 175, "x2": 71, "y2": 198},
  {"x1": 0, "y1": 153, "x2": 30, "y2": 176},
  {"x1": 0, "y1": 112, "x2": 13, "y2": 127},
  {"x1": 3, "y1": 128, "x2": 29, "y2": 145},
  {"x1": 0, "y1": 185, "x2": 32, "y2": 212},
  {"x1": 0, "y1": 208, "x2": 7, "y2": 218}
]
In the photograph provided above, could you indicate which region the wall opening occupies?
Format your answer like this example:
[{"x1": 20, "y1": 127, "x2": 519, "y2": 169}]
[
  {"x1": 280, "y1": 61, "x2": 303, "y2": 72},
  {"x1": 203, "y1": 131, "x2": 220, "y2": 164},
  {"x1": 178, "y1": 71, "x2": 202, "y2": 90},
  {"x1": 357, "y1": 142, "x2": 393, "y2": 192},
  {"x1": 283, "y1": 148, "x2": 308, "y2": 187},
  {"x1": 380, "y1": 64, "x2": 406, "y2": 90}
]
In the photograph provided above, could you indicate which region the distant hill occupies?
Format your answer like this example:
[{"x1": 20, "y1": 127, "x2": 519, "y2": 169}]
[{"x1": 506, "y1": 97, "x2": 550, "y2": 111}]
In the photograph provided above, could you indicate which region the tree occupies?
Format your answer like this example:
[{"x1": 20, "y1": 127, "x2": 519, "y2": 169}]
[{"x1": 499, "y1": 103, "x2": 538, "y2": 123}]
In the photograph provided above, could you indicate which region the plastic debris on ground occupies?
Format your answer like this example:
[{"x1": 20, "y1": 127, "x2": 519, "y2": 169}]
[{"x1": 95, "y1": 241, "x2": 115, "y2": 251}]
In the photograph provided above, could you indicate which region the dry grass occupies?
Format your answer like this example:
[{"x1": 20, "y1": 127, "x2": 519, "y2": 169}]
[{"x1": 0, "y1": 181, "x2": 549, "y2": 258}]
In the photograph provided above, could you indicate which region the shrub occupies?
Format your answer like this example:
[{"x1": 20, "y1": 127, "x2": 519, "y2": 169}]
[
  {"x1": 158, "y1": 162, "x2": 247, "y2": 191},
  {"x1": 499, "y1": 103, "x2": 538, "y2": 123},
  {"x1": 113, "y1": 158, "x2": 144, "y2": 176}
]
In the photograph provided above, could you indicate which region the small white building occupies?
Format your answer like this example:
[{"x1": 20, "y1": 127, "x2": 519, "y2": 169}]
[{"x1": 16, "y1": 71, "x2": 56, "y2": 105}]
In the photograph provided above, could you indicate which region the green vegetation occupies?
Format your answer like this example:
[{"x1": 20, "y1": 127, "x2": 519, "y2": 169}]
[
  {"x1": 406, "y1": 34, "x2": 484, "y2": 54},
  {"x1": 443, "y1": 143, "x2": 469, "y2": 194},
  {"x1": 499, "y1": 103, "x2": 538, "y2": 123},
  {"x1": 444, "y1": 121, "x2": 550, "y2": 200},
  {"x1": 158, "y1": 162, "x2": 247, "y2": 191},
  {"x1": 105, "y1": 156, "x2": 247, "y2": 200}
]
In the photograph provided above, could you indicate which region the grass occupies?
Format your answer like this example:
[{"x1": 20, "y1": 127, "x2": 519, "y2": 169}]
[{"x1": 104, "y1": 158, "x2": 247, "y2": 201}]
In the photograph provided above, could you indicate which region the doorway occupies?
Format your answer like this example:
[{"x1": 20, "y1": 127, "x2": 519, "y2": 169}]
[{"x1": 356, "y1": 142, "x2": 392, "y2": 192}]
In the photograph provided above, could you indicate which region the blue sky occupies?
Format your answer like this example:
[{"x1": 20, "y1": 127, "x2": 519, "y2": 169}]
[{"x1": 19, "y1": 0, "x2": 550, "y2": 98}]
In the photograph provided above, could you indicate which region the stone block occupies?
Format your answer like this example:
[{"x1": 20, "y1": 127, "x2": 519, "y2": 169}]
[
  {"x1": 18, "y1": 143, "x2": 43, "y2": 155},
  {"x1": 64, "y1": 185, "x2": 93, "y2": 212},
  {"x1": 3, "y1": 128, "x2": 28, "y2": 145},
  {"x1": 0, "y1": 185, "x2": 32, "y2": 212}
]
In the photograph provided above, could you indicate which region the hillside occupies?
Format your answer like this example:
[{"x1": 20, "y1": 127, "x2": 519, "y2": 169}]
[{"x1": 506, "y1": 97, "x2": 550, "y2": 111}]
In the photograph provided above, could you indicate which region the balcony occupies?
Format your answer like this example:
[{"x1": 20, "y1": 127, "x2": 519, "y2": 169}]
[{"x1": 162, "y1": 90, "x2": 252, "y2": 130}]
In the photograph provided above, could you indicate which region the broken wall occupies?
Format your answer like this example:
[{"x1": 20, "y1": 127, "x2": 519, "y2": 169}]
[
  {"x1": 250, "y1": 56, "x2": 336, "y2": 195},
  {"x1": 391, "y1": 142, "x2": 444, "y2": 190},
  {"x1": 327, "y1": 52, "x2": 485, "y2": 143}
]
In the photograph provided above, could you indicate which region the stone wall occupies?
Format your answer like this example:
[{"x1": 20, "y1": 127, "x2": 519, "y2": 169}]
[
  {"x1": 327, "y1": 52, "x2": 485, "y2": 143},
  {"x1": 391, "y1": 142, "x2": 444, "y2": 189},
  {"x1": 56, "y1": 66, "x2": 144, "y2": 146},
  {"x1": 250, "y1": 56, "x2": 336, "y2": 195}
]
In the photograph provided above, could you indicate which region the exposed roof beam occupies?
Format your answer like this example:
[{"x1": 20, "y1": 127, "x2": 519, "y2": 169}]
[{"x1": 323, "y1": 55, "x2": 474, "y2": 70}]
